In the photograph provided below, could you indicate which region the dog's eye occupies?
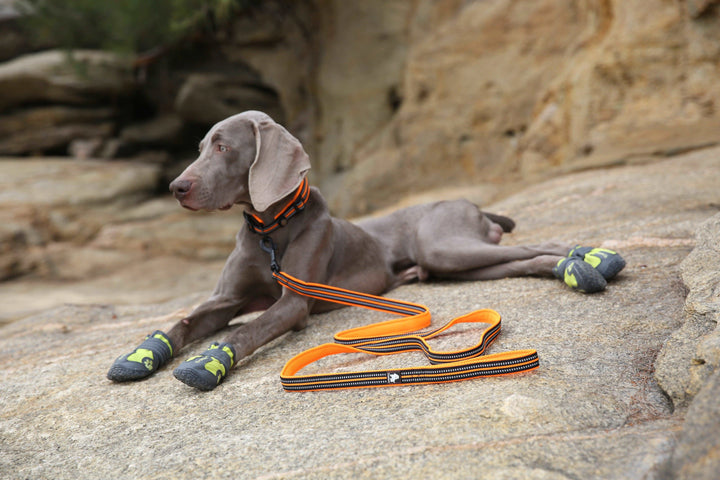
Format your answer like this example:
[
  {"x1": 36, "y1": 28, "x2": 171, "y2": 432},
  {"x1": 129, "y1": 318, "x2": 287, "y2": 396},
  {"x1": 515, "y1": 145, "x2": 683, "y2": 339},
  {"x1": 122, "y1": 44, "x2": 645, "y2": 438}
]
[{"x1": 217, "y1": 144, "x2": 229, "y2": 153}]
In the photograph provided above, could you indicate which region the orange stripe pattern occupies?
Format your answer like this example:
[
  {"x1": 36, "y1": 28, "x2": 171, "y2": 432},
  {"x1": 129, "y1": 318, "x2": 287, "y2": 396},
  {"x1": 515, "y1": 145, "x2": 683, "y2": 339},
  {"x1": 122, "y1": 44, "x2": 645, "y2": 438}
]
[
  {"x1": 244, "y1": 178, "x2": 310, "y2": 235},
  {"x1": 276, "y1": 271, "x2": 539, "y2": 392}
]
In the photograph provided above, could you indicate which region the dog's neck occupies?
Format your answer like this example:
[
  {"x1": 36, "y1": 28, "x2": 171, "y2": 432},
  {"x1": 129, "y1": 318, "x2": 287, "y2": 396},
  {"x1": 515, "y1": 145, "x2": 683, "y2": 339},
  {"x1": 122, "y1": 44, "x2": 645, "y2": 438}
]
[{"x1": 243, "y1": 178, "x2": 310, "y2": 235}]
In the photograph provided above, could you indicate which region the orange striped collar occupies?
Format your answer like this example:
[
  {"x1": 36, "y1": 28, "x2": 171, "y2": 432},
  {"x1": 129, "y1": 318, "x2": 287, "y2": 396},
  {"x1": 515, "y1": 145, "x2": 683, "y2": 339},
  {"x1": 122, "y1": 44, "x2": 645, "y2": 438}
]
[{"x1": 244, "y1": 178, "x2": 310, "y2": 235}]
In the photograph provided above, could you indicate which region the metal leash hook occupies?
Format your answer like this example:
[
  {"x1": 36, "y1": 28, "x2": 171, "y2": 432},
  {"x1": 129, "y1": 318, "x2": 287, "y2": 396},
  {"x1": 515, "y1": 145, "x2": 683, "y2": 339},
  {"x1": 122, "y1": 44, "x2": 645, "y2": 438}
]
[{"x1": 260, "y1": 236, "x2": 280, "y2": 273}]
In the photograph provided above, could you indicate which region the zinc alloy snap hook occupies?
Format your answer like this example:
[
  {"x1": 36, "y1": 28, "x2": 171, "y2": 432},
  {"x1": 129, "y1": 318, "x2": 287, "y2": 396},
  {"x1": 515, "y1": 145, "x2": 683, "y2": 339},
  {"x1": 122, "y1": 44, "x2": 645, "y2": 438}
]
[{"x1": 260, "y1": 236, "x2": 280, "y2": 273}]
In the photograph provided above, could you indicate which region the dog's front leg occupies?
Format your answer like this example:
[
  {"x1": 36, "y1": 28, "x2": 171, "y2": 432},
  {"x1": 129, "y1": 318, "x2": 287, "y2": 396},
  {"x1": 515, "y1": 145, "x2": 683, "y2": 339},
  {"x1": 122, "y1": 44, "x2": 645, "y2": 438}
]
[
  {"x1": 107, "y1": 243, "x2": 261, "y2": 384},
  {"x1": 166, "y1": 294, "x2": 251, "y2": 350},
  {"x1": 106, "y1": 294, "x2": 250, "y2": 384},
  {"x1": 225, "y1": 292, "x2": 311, "y2": 359},
  {"x1": 172, "y1": 292, "x2": 312, "y2": 390}
]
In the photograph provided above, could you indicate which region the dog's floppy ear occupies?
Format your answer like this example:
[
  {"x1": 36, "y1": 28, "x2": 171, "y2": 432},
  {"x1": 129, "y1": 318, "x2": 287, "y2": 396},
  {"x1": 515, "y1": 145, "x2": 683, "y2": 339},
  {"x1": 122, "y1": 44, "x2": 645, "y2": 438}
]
[{"x1": 248, "y1": 117, "x2": 311, "y2": 212}]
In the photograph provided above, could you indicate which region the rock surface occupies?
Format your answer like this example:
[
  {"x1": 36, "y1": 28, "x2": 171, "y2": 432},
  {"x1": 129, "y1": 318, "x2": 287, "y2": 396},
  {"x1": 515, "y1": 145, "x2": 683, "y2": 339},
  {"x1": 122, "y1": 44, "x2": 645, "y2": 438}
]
[
  {"x1": 0, "y1": 49, "x2": 136, "y2": 156},
  {"x1": 0, "y1": 49, "x2": 135, "y2": 111},
  {"x1": 174, "y1": 72, "x2": 285, "y2": 127},
  {"x1": 0, "y1": 156, "x2": 238, "y2": 321},
  {"x1": 657, "y1": 212, "x2": 720, "y2": 480},
  {"x1": 2, "y1": 2, "x2": 719, "y2": 216},
  {"x1": 320, "y1": 0, "x2": 720, "y2": 216},
  {"x1": 0, "y1": 148, "x2": 718, "y2": 479},
  {"x1": 0, "y1": 158, "x2": 162, "y2": 284}
]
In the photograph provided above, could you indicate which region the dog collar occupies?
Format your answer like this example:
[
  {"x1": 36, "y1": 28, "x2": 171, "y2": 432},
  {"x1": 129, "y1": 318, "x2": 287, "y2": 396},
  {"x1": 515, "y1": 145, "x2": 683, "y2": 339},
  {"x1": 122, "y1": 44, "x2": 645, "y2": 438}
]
[{"x1": 243, "y1": 178, "x2": 310, "y2": 235}]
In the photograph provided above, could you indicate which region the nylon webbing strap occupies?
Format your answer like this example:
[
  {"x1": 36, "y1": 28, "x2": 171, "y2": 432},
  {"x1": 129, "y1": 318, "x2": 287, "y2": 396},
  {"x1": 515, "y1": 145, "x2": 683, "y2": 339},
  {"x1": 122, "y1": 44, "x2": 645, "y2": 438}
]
[
  {"x1": 244, "y1": 179, "x2": 310, "y2": 235},
  {"x1": 275, "y1": 271, "x2": 539, "y2": 392}
]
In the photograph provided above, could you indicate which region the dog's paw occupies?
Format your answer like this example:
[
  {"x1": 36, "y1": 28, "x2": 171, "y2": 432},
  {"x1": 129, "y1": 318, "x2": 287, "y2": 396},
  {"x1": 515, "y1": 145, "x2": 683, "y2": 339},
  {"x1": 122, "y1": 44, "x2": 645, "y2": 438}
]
[
  {"x1": 569, "y1": 246, "x2": 626, "y2": 280},
  {"x1": 553, "y1": 257, "x2": 607, "y2": 293},
  {"x1": 107, "y1": 331, "x2": 174, "y2": 382},
  {"x1": 173, "y1": 342, "x2": 236, "y2": 391}
]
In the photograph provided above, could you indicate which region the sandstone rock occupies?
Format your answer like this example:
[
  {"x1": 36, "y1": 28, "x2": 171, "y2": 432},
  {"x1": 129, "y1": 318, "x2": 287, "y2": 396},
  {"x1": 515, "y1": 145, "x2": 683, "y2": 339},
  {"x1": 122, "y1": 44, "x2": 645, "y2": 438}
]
[
  {"x1": 0, "y1": 257, "x2": 217, "y2": 323},
  {"x1": 688, "y1": 0, "x2": 720, "y2": 18},
  {"x1": 0, "y1": 158, "x2": 160, "y2": 208},
  {"x1": 0, "y1": 146, "x2": 718, "y2": 479},
  {"x1": 66, "y1": 114, "x2": 187, "y2": 160},
  {"x1": 655, "y1": 213, "x2": 720, "y2": 408},
  {"x1": 515, "y1": 0, "x2": 720, "y2": 178},
  {"x1": 119, "y1": 114, "x2": 184, "y2": 148},
  {"x1": 221, "y1": 0, "x2": 318, "y2": 148},
  {"x1": 90, "y1": 200, "x2": 243, "y2": 261},
  {"x1": 314, "y1": 0, "x2": 411, "y2": 178},
  {"x1": 321, "y1": 0, "x2": 597, "y2": 215},
  {"x1": 0, "y1": 105, "x2": 117, "y2": 155},
  {"x1": 0, "y1": 105, "x2": 114, "y2": 136},
  {"x1": 0, "y1": 158, "x2": 161, "y2": 280},
  {"x1": 0, "y1": 207, "x2": 40, "y2": 281},
  {"x1": 174, "y1": 72, "x2": 283, "y2": 126},
  {"x1": 667, "y1": 369, "x2": 720, "y2": 479},
  {"x1": 67, "y1": 138, "x2": 105, "y2": 159},
  {"x1": 653, "y1": 213, "x2": 720, "y2": 479},
  {"x1": 0, "y1": 121, "x2": 114, "y2": 155},
  {"x1": 314, "y1": 0, "x2": 720, "y2": 217},
  {"x1": 2, "y1": 3, "x2": 719, "y2": 221},
  {"x1": 0, "y1": 49, "x2": 135, "y2": 111}
]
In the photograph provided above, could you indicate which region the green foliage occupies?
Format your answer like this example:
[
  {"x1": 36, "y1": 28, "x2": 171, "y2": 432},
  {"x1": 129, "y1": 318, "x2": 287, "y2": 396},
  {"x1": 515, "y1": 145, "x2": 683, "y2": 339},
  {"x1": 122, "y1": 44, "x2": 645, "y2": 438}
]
[{"x1": 16, "y1": 0, "x2": 254, "y2": 54}]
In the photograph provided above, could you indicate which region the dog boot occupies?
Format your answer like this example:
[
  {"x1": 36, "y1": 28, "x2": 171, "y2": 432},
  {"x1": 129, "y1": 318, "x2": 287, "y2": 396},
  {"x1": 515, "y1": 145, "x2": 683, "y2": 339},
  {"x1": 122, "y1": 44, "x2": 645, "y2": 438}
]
[
  {"x1": 553, "y1": 257, "x2": 607, "y2": 293},
  {"x1": 107, "y1": 330, "x2": 174, "y2": 382},
  {"x1": 569, "y1": 245, "x2": 626, "y2": 280},
  {"x1": 173, "y1": 342, "x2": 236, "y2": 391}
]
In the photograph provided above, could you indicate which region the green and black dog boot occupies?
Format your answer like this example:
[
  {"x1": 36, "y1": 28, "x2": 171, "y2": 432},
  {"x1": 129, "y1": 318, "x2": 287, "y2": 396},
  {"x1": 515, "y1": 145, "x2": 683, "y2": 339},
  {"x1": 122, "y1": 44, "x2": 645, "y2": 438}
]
[
  {"x1": 568, "y1": 245, "x2": 626, "y2": 280},
  {"x1": 553, "y1": 256, "x2": 607, "y2": 293},
  {"x1": 173, "y1": 342, "x2": 236, "y2": 391},
  {"x1": 107, "y1": 330, "x2": 174, "y2": 382}
]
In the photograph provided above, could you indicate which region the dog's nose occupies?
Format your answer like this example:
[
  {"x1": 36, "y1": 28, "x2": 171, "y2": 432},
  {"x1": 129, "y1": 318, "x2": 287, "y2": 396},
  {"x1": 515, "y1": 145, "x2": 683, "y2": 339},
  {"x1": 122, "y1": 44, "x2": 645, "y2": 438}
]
[{"x1": 170, "y1": 179, "x2": 193, "y2": 198}]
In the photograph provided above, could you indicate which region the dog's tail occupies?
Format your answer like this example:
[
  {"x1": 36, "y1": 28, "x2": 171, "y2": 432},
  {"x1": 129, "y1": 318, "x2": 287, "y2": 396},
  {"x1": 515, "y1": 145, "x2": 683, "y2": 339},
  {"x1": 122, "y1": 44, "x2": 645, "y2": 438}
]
[{"x1": 485, "y1": 212, "x2": 516, "y2": 233}]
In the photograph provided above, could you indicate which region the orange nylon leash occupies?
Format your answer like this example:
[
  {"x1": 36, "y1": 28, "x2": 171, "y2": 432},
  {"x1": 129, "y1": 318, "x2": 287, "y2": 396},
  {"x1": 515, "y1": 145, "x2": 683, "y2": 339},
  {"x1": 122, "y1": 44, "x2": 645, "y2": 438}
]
[
  {"x1": 258, "y1": 237, "x2": 539, "y2": 392},
  {"x1": 275, "y1": 270, "x2": 539, "y2": 391},
  {"x1": 250, "y1": 182, "x2": 539, "y2": 392}
]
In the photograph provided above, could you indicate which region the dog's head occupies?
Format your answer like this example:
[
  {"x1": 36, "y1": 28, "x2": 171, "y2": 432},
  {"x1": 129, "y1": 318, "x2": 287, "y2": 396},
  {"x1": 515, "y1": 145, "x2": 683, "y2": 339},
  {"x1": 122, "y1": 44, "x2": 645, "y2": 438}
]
[{"x1": 170, "y1": 111, "x2": 310, "y2": 212}]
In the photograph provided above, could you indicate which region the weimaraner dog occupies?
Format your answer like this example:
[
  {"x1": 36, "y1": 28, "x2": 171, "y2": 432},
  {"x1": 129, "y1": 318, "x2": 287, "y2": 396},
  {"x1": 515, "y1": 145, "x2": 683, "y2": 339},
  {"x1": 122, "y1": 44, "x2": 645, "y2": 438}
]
[{"x1": 108, "y1": 110, "x2": 624, "y2": 390}]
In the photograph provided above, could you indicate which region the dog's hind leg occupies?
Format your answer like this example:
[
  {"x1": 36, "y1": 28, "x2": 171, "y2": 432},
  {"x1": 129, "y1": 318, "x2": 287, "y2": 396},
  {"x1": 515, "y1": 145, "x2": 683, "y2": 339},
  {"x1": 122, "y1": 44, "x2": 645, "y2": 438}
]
[
  {"x1": 415, "y1": 238, "x2": 572, "y2": 275},
  {"x1": 431, "y1": 254, "x2": 562, "y2": 280}
]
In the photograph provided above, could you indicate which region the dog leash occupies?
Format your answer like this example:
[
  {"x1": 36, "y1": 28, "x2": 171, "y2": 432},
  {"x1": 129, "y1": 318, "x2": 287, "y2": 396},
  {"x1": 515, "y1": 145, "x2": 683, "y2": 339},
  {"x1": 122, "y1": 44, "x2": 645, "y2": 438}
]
[{"x1": 250, "y1": 184, "x2": 539, "y2": 391}]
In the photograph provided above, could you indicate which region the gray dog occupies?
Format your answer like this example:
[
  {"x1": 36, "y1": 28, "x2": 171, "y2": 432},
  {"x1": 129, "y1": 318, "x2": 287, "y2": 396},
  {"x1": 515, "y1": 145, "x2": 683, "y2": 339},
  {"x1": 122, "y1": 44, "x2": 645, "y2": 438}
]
[{"x1": 108, "y1": 110, "x2": 624, "y2": 390}]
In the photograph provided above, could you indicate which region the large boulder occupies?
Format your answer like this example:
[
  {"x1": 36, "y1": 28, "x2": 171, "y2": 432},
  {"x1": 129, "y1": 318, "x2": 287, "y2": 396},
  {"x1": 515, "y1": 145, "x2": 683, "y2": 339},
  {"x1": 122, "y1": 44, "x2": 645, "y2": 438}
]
[
  {"x1": 0, "y1": 158, "x2": 161, "y2": 281},
  {"x1": 0, "y1": 106, "x2": 115, "y2": 155},
  {"x1": 667, "y1": 368, "x2": 720, "y2": 479},
  {"x1": 313, "y1": 0, "x2": 412, "y2": 179},
  {"x1": 220, "y1": 0, "x2": 318, "y2": 148},
  {"x1": 0, "y1": 49, "x2": 135, "y2": 155},
  {"x1": 313, "y1": 0, "x2": 720, "y2": 216},
  {"x1": 174, "y1": 72, "x2": 284, "y2": 126},
  {"x1": 0, "y1": 49, "x2": 135, "y2": 112},
  {"x1": 655, "y1": 213, "x2": 720, "y2": 409}
]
